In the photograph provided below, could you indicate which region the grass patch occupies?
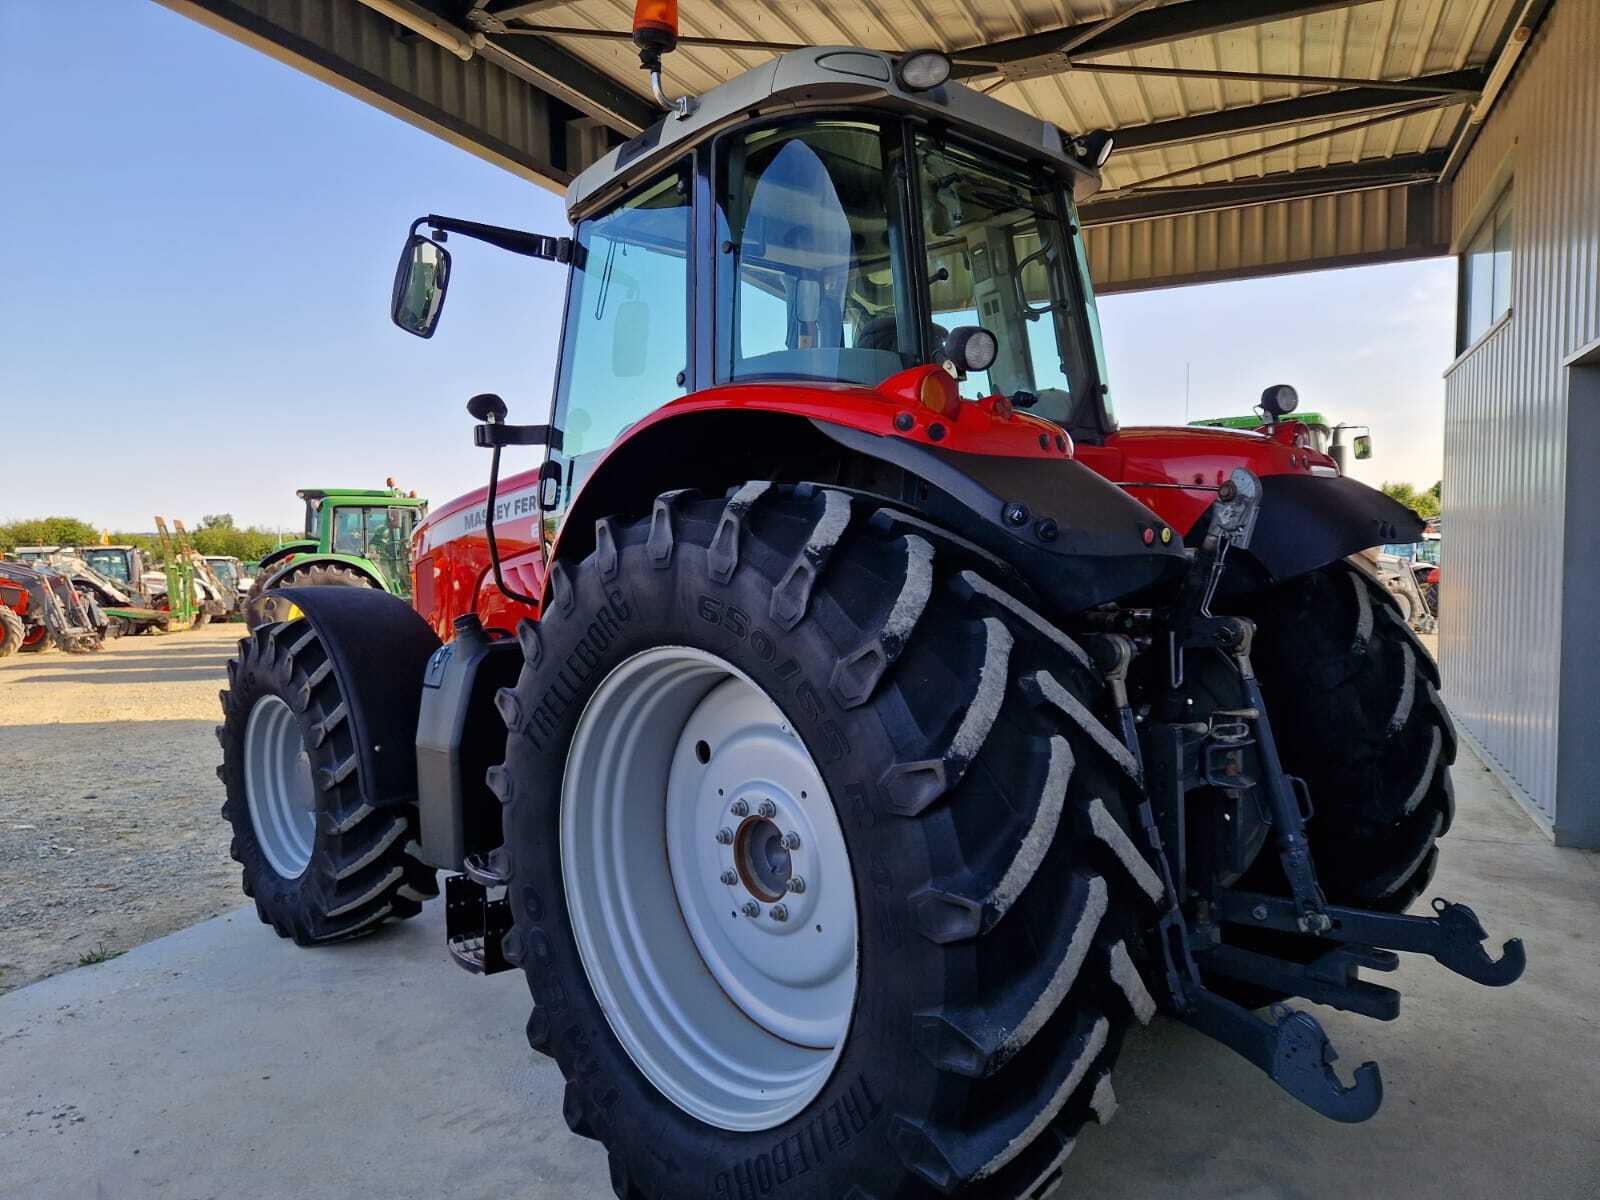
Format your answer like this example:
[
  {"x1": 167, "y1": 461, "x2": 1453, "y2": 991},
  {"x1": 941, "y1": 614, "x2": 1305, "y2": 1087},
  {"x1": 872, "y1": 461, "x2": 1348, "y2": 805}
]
[{"x1": 76, "y1": 944, "x2": 122, "y2": 966}]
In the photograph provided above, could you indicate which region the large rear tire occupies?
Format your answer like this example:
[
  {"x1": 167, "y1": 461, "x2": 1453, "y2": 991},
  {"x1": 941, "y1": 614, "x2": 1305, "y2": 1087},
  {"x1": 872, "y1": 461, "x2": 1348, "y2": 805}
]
[
  {"x1": 496, "y1": 484, "x2": 1165, "y2": 1199},
  {"x1": 246, "y1": 564, "x2": 375, "y2": 631},
  {"x1": 0, "y1": 605, "x2": 23, "y2": 658},
  {"x1": 217, "y1": 618, "x2": 439, "y2": 943},
  {"x1": 1240, "y1": 558, "x2": 1455, "y2": 908}
]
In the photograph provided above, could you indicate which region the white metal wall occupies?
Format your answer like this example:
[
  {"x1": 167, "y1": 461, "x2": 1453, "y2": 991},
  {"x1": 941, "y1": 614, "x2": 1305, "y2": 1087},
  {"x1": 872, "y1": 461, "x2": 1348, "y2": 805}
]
[{"x1": 1441, "y1": 0, "x2": 1600, "y2": 838}]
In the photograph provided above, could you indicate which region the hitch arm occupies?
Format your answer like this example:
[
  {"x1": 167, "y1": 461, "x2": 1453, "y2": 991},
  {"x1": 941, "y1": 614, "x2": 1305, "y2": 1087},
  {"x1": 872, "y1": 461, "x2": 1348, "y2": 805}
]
[
  {"x1": 1180, "y1": 990, "x2": 1383, "y2": 1124},
  {"x1": 1220, "y1": 892, "x2": 1527, "y2": 987}
]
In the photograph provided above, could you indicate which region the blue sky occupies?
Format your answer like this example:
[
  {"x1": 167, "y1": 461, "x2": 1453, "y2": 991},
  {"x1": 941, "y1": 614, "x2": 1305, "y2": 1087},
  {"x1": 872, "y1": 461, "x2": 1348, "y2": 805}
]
[{"x1": 0, "y1": 0, "x2": 1452, "y2": 532}]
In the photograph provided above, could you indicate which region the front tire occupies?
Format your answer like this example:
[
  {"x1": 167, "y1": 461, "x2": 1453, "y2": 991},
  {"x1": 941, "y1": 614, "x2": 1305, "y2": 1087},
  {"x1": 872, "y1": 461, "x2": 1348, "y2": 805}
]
[
  {"x1": 217, "y1": 619, "x2": 439, "y2": 943},
  {"x1": 0, "y1": 605, "x2": 23, "y2": 658},
  {"x1": 496, "y1": 485, "x2": 1164, "y2": 1198}
]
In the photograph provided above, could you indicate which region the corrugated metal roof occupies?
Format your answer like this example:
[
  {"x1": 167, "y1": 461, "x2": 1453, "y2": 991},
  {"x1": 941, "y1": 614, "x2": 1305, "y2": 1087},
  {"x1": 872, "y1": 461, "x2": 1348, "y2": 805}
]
[{"x1": 498, "y1": 0, "x2": 1517, "y2": 207}]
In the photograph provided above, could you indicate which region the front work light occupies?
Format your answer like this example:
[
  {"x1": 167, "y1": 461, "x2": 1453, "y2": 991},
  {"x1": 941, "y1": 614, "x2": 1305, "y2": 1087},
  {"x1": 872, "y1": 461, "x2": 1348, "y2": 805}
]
[
  {"x1": 1260, "y1": 383, "x2": 1300, "y2": 418},
  {"x1": 898, "y1": 50, "x2": 952, "y2": 91}
]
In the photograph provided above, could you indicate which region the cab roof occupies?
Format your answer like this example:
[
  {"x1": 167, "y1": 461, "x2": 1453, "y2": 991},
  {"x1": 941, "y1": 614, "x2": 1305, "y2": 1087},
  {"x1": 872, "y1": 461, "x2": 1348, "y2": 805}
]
[{"x1": 566, "y1": 46, "x2": 1101, "y2": 221}]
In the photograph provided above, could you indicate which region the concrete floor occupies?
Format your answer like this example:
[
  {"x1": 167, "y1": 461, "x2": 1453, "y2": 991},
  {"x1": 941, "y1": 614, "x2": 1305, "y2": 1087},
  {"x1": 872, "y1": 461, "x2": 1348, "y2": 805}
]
[{"x1": 2, "y1": 745, "x2": 1595, "y2": 1200}]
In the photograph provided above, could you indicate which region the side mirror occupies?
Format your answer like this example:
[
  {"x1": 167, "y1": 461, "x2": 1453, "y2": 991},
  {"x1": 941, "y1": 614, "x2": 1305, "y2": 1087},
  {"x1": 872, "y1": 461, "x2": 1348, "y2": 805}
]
[
  {"x1": 1353, "y1": 434, "x2": 1373, "y2": 460},
  {"x1": 612, "y1": 300, "x2": 650, "y2": 378},
  {"x1": 392, "y1": 234, "x2": 451, "y2": 338}
]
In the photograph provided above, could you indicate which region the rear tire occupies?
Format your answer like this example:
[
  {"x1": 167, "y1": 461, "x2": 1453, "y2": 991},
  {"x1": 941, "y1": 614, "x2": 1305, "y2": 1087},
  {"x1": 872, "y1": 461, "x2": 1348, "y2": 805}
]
[
  {"x1": 497, "y1": 484, "x2": 1163, "y2": 1199},
  {"x1": 0, "y1": 605, "x2": 23, "y2": 658},
  {"x1": 247, "y1": 564, "x2": 374, "y2": 630},
  {"x1": 217, "y1": 618, "x2": 439, "y2": 943},
  {"x1": 1239, "y1": 558, "x2": 1455, "y2": 909}
]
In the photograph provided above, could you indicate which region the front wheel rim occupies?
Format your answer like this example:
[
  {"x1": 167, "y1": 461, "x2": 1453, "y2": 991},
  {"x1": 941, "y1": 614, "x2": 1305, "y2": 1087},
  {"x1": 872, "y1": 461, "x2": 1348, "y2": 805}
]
[
  {"x1": 243, "y1": 694, "x2": 317, "y2": 879},
  {"x1": 560, "y1": 646, "x2": 859, "y2": 1133}
]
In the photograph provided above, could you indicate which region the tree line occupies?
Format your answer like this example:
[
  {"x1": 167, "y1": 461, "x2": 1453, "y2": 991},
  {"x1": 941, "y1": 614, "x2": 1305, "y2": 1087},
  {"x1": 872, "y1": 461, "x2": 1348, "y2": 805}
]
[
  {"x1": 0, "y1": 514, "x2": 291, "y2": 562},
  {"x1": 1379, "y1": 480, "x2": 1443, "y2": 521}
]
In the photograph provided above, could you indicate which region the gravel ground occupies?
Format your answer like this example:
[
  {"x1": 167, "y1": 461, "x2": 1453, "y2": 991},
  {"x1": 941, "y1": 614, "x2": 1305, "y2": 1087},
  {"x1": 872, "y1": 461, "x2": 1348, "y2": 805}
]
[{"x1": 0, "y1": 625, "x2": 247, "y2": 995}]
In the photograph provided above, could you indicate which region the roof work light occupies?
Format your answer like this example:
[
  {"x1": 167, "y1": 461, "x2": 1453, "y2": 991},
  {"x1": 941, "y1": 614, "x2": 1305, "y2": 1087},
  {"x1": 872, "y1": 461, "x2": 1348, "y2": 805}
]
[
  {"x1": 898, "y1": 50, "x2": 952, "y2": 91},
  {"x1": 632, "y1": 0, "x2": 679, "y2": 57}
]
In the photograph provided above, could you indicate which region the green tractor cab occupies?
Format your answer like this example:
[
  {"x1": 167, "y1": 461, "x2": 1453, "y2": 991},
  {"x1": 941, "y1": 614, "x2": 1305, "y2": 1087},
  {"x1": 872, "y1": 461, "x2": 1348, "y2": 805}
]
[
  {"x1": 245, "y1": 484, "x2": 428, "y2": 629},
  {"x1": 1190, "y1": 407, "x2": 1373, "y2": 472}
]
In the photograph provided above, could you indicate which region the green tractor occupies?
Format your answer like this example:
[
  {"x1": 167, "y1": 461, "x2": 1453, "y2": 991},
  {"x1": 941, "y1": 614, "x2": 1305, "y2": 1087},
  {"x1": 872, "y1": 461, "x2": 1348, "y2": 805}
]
[
  {"x1": 1189, "y1": 405, "x2": 1374, "y2": 473},
  {"x1": 244, "y1": 484, "x2": 428, "y2": 629}
]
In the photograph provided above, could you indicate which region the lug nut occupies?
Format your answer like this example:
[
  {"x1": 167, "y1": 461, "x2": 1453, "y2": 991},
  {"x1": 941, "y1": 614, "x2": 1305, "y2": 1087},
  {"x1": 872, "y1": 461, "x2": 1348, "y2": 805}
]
[
  {"x1": 782, "y1": 832, "x2": 801, "y2": 851},
  {"x1": 730, "y1": 799, "x2": 749, "y2": 817},
  {"x1": 720, "y1": 870, "x2": 737, "y2": 886},
  {"x1": 787, "y1": 877, "x2": 806, "y2": 894},
  {"x1": 742, "y1": 901, "x2": 761, "y2": 918},
  {"x1": 770, "y1": 904, "x2": 789, "y2": 922},
  {"x1": 716, "y1": 827, "x2": 734, "y2": 845},
  {"x1": 758, "y1": 800, "x2": 777, "y2": 818}
]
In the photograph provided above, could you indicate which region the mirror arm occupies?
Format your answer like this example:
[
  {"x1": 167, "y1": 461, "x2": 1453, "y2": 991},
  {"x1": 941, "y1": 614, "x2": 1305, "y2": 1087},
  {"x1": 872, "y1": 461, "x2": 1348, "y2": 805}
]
[
  {"x1": 474, "y1": 423, "x2": 563, "y2": 450},
  {"x1": 418, "y1": 214, "x2": 572, "y2": 262}
]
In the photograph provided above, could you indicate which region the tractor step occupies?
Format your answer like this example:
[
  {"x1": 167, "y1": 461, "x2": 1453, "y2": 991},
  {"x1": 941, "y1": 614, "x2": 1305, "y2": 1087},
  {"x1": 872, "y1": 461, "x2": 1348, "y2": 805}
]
[{"x1": 444, "y1": 873, "x2": 514, "y2": 976}]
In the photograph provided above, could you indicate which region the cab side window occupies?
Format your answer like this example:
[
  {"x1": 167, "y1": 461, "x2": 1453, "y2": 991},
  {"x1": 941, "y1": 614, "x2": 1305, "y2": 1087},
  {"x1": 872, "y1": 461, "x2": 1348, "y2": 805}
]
[
  {"x1": 555, "y1": 168, "x2": 691, "y2": 458},
  {"x1": 332, "y1": 508, "x2": 364, "y2": 555}
]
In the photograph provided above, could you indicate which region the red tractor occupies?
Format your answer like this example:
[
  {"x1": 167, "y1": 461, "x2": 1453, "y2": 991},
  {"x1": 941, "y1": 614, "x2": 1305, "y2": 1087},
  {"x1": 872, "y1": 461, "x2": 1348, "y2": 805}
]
[{"x1": 219, "y1": 27, "x2": 1520, "y2": 1200}]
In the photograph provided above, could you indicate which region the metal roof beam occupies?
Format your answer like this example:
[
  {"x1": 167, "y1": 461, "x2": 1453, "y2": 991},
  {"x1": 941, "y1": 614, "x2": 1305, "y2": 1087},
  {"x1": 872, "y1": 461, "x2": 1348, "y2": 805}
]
[
  {"x1": 1079, "y1": 151, "x2": 1448, "y2": 224},
  {"x1": 952, "y1": 0, "x2": 1374, "y2": 80},
  {"x1": 1115, "y1": 70, "x2": 1485, "y2": 150}
]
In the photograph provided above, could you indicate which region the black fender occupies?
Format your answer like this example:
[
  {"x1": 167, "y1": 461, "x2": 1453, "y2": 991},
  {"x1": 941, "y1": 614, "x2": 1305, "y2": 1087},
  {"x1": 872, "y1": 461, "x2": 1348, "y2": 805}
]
[
  {"x1": 554, "y1": 408, "x2": 1187, "y2": 618},
  {"x1": 264, "y1": 587, "x2": 440, "y2": 810},
  {"x1": 1208, "y1": 474, "x2": 1425, "y2": 593}
]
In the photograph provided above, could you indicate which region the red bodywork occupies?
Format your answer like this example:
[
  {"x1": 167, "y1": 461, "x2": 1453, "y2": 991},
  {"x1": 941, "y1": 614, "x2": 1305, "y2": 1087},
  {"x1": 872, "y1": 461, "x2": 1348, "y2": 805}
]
[
  {"x1": 1075, "y1": 421, "x2": 1337, "y2": 537},
  {"x1": 0, "y1": 574, "x2": 46, "y2": 647},
  {"x1": 410, "y1": 367, "x2": 1333, "y2": 642}
]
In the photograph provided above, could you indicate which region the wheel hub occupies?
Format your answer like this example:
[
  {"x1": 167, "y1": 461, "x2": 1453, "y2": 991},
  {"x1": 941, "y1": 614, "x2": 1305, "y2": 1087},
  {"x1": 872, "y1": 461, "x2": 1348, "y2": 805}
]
[
  {"x1": 560, "y1": 647, "x2": 859, "y2": 1133},
  {"x1": 242, "y1": 694, "x2": 316, "y2": 879}
]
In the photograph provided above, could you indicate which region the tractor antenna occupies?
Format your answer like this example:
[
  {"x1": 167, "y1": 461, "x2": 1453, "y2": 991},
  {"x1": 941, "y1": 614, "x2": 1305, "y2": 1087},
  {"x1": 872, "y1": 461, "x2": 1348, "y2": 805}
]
[{"x1": 633, "y1": 0, "x2": 696, "y2": 119}]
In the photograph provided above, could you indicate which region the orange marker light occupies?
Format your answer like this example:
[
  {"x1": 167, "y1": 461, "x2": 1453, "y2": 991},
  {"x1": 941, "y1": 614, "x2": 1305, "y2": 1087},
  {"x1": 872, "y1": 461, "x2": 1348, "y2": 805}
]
[{"x1": 633, "y1": 0, "x2": 678, "y2": 47}]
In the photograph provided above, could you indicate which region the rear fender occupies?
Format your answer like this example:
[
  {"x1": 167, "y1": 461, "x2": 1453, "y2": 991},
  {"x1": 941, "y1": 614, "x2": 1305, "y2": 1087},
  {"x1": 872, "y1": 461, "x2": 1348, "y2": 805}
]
[
  {"x1": 554, "y1": 408, "x2": 1187, "y2": 617},
  {"x1": 1210, "y1": 474, "x2": 1425, "y2": 592},
  {"x1": 255, "y1": 540, "x2": 317, "y2": 576},
  {"x1": 259, "y1": 553, "x2": 388, "y2": 593}
]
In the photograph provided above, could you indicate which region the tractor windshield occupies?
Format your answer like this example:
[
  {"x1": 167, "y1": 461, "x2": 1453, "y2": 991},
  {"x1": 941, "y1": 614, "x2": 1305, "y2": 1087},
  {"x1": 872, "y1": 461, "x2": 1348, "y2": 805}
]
[
  {"x1": 717, "y1": 120, "x2": 918, "y2": 387},
  {"x1": 913, "y1": 135, "x2": 1099, "y2": 431},
  {"x1": 710, "y1": 117, "x2": 1108, "y2": 433},
  {"x1": 82, "y1": 549, "x2": 130, "y2": 583}
]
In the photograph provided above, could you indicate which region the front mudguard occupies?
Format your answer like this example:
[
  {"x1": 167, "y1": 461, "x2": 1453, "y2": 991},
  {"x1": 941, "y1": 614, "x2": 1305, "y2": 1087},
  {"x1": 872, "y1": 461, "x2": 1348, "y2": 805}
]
[
  {"x1": 253, "y1": 586, "x2": 440, "y2": 811},
  {"x1": 1208, "y1": 473, "x2": 1424, "y2": 593}
]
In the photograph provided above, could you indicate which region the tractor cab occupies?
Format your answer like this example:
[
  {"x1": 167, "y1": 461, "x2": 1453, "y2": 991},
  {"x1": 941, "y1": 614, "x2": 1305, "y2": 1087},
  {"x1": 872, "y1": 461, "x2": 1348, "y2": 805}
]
[
  {"x1": 393, "y1": 45, "x2": 1120, "y2": 509},
  {"x1": 293, "y1": 486, "x2": 428, "y2": 596}
]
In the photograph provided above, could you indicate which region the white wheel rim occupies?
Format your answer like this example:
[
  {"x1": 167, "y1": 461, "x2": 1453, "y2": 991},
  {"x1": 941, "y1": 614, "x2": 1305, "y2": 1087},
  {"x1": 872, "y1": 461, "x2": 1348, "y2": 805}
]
[
  {"x1": 243, "y1": 694, "x2": 317, "y2": 879},
  {"x1": 561, "y1": 647, "x2": 859, "y2": 1132}
]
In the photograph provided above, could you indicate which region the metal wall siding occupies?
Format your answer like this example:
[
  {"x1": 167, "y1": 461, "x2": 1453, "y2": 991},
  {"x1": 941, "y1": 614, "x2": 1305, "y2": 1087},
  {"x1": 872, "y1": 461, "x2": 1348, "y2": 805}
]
[{"x1": 1442, "y1": 0, "x2": 1600, "y2": 820}]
